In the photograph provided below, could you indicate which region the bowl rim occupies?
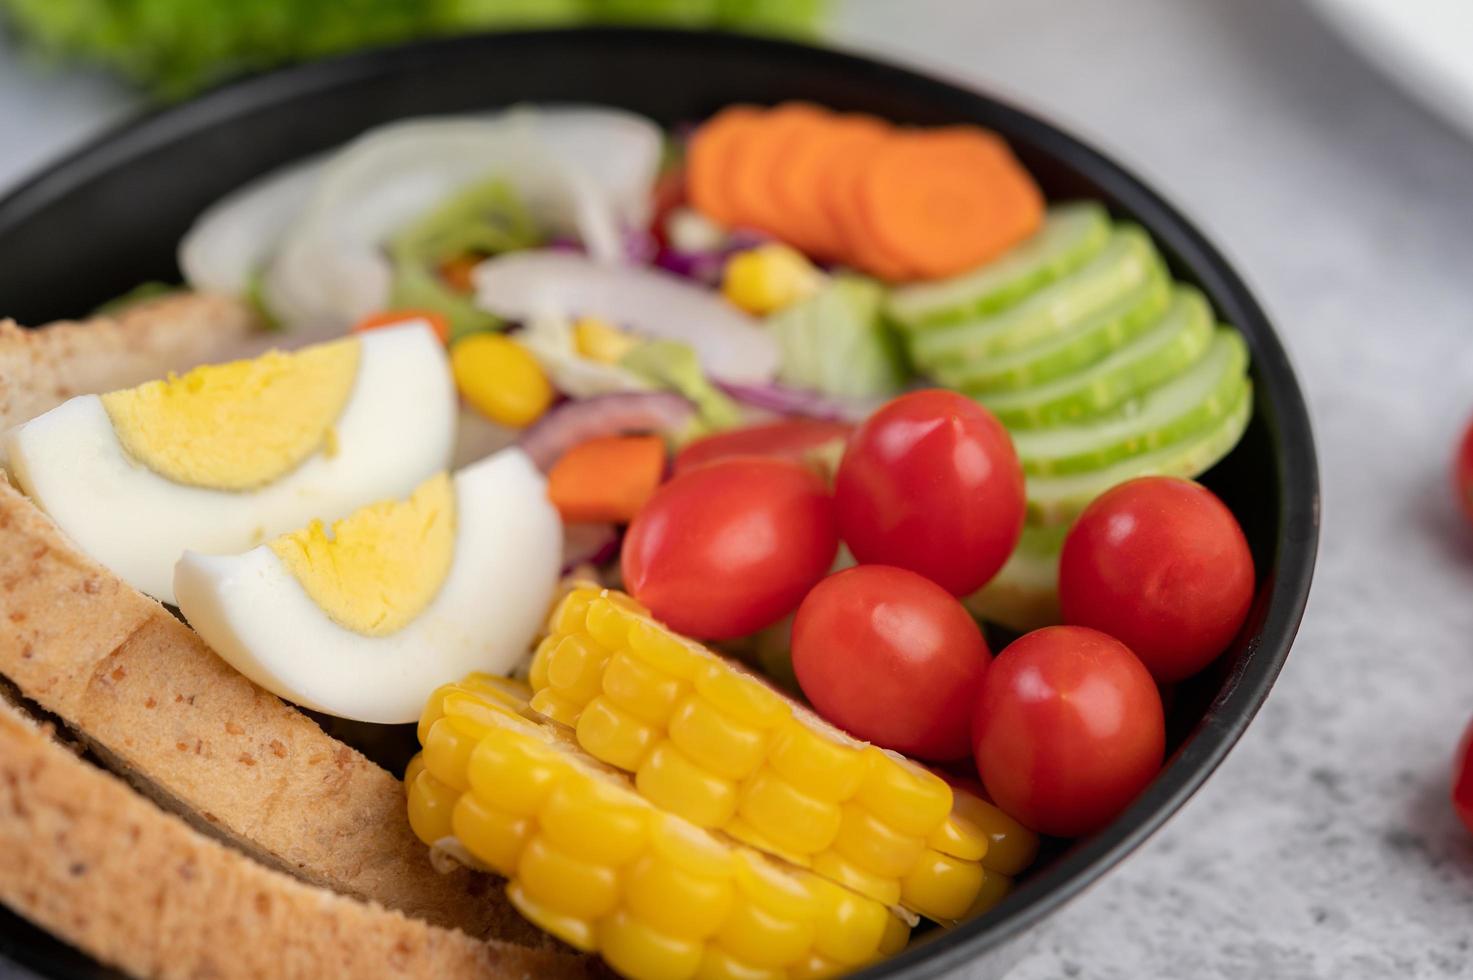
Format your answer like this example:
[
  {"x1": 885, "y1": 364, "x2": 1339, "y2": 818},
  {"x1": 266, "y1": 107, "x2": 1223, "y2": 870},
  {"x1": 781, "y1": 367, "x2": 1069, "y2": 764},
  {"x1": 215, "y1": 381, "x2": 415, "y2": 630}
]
[{"x1": 0, "y1": 26, "x2": 1319, "y2": 980}]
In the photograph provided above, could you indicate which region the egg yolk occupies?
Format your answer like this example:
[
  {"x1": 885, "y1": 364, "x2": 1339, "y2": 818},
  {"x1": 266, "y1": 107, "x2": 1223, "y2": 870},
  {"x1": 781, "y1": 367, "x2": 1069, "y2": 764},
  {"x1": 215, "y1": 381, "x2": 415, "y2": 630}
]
[
  {"x1": 269, "y1": 472, "x2": 455, "y2": 637},
  {"x1": 100, "y1": 338, "x2": 360, "y2": 491}
]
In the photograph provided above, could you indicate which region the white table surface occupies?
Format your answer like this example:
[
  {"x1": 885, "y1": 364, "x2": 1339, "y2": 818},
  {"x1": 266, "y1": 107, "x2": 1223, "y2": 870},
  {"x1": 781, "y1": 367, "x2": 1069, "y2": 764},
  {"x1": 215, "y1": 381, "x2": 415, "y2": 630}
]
[{"x1": 4, "y1": 1, "x2": 1473, "y2": 978}]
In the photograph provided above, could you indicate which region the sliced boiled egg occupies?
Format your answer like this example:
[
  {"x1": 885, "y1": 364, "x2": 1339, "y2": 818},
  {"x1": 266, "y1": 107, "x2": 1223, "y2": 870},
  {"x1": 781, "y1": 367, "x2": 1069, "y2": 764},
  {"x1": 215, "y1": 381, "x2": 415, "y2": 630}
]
[
  {"x1": 1, "y1": 320, "x2": 453, "y2": 604},
  {"x1": 173, "y1": 448, "x2": 562, "y2": 723}
]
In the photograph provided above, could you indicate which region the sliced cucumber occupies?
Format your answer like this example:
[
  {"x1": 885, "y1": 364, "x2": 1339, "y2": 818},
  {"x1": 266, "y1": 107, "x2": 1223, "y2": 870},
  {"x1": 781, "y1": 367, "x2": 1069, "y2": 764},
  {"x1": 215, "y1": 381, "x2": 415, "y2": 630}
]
[
  {"x1": 887, "y1": 202, "x2": 1112, "y2": 330},
  {"x1": 1012, "y1": 329, "x2": 1249, "y2": 476},
  {"x1": 977, "y1": 286, "x2": 1213, "y2": 429},
  {"x1": 963, "y1": 523, "x2": 1067, "y2": 633},
  {"x1": 907, "y1": 225, "x2": 1161, "y2": 369},
  {"x1": 932, "y1": 271, "x2": 1170, "y2": 394},
  {"x1": 1025, "y1": 380, "x2": 1253, "y2": 525}
]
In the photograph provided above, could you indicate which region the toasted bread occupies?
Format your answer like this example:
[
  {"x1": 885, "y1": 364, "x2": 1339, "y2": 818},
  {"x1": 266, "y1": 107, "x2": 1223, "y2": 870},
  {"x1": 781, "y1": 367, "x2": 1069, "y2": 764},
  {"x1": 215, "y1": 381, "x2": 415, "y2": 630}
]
[
  {"x1": 0, "y1": 696, "x2": 595, "y2": 980},
  {"x1": 0, "y1": 292, "x2": 260, "y2": 433},
  {"x1": 0, "y1": 477, "x2": 546, "y2": 947}
]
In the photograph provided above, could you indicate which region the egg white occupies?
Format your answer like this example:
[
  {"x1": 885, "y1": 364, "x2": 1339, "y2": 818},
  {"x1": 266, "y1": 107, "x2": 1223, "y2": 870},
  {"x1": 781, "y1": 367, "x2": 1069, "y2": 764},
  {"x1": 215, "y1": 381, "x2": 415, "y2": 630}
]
[
  {"x1": 173, "y1": 448, "x2": 562, "y2": 724},
  {"x1": 1, "y1": 321, "x2": 454, "y2": 604}
]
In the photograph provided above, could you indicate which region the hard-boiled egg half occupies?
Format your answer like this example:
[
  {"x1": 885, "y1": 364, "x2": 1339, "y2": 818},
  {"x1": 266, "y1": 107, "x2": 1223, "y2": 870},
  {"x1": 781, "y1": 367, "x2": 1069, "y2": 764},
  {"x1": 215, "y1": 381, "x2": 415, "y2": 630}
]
[
  {"x1": 173, "y1": 448, "x2": 562, "y2": 723},
  {"x1": 1, "y1": 320, "x2": 453, "y2": 604}
]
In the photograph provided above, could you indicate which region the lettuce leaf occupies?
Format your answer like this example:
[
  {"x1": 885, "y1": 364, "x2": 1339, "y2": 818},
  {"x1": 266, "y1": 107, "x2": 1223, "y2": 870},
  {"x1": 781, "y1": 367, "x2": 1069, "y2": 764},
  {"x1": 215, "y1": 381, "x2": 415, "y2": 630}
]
[{"x1": 768, "y1": 274, "x2": 909, "y2": 400}]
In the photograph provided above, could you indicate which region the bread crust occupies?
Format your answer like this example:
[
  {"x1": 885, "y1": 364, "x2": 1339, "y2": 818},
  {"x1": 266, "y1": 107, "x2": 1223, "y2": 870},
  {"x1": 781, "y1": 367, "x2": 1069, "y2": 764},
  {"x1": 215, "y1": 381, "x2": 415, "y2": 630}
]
[
  {"x1": 0, "y1": 699, "x2": 595, "y2": 980},
  {"x1": 0, "y1": 292, "x2": 259, "y2": 432},
  {"x1": 0, "y1": 478, "x2": 545, "y2": 947}
]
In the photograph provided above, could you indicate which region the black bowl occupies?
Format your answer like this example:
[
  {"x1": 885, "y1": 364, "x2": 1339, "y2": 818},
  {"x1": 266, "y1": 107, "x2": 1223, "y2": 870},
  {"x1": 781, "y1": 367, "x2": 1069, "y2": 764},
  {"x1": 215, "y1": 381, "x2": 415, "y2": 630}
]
[{"x1": 0, "y1": 28, "x2": 1318, "y2": 980}]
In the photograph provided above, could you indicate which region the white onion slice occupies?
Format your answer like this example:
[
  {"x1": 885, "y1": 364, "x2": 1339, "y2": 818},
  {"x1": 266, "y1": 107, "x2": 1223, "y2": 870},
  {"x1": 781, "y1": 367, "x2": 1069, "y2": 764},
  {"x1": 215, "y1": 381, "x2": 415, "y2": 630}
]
[
  {"x1": 528, "y1": 104, "x2": 664, "y2": 230},
  {"x1": 474, "y1": 251, "x2": 778, "y2": 384}
]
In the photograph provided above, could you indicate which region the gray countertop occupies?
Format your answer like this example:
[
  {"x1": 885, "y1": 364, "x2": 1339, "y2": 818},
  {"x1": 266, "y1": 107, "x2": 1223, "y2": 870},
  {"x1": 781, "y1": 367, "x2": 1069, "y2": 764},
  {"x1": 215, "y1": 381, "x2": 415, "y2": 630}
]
[{"x1": 4, "y1": 1, "x2": 1473, "y2": 977}]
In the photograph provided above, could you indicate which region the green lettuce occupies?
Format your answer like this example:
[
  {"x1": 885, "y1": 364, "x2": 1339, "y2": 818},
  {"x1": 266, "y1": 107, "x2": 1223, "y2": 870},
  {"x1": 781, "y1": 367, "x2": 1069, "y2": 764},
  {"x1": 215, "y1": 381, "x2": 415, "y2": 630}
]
[{"x1": 768, "y1": 274, "x2": 908, "y2": 400}]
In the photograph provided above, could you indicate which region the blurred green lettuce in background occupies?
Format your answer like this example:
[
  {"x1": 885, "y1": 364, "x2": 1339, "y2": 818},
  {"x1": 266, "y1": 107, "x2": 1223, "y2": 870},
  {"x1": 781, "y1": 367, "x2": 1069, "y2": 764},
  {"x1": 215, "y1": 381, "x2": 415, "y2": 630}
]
[{"x1": 0, "y1": 0, "x2": 827, "y2": 100}]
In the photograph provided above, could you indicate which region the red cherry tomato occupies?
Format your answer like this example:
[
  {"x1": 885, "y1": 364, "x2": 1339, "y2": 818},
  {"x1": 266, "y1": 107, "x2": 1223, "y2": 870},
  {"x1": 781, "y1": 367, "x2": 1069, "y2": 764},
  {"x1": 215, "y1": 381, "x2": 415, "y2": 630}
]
[
  {"x1": 972, "y1": 626, "x2": 1164, "y2": 837},
  {"x1": 1455, "y1": 417, "x2": 1473, "y2": 524},
  {"x1": 834, "y1": 390, "x2": 1025, "y2": 596},
  {"x1": 1456, "y1": 717, "x2": 1473, "y2": 835},
  {"x1": 791, "y1": 565, "x2": 991, "y2": 760},
  {"x1": 673, "y1": 419, "x2": 851, "y2": 475},
  {"x1": 621, "y1": 457, "x2": 837, "y2": 640},
  {"x1": 1059, "y1": 476, "x2": 1254, "y2": 683}
]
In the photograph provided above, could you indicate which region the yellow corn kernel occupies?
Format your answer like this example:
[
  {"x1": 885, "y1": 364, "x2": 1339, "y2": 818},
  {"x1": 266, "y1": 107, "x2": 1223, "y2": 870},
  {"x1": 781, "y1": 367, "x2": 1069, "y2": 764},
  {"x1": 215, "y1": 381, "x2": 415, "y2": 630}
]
[
  {"x1": 648, "y1": 813, "x2": 736, "y2": 880},
  {"x1": 807, "y1": 876, "x2": 895, "y2": 966},
  {"x1": 626, "y1": 853, "x2": 735, "y2": 939},
  {"x1": 899, "y1": 848, "x2": 985, "y2": 922},
  {"x1": 637, "y1": 741, "x2": 739, "y2": 828},
  {"x1": 441, "y1": 690, "x2": 522, "y2": 737},
  {"x1": 529, "y1": 688, "x2": 582, "y2": 727},
  {"x1": 832, "y1": 804, "x2": 927, "y2": 879},
  {"x1": 668, "y1": 694, "x2": 769, "y2": 781},
  {"x1": 720, "y1": 243, "x2": 824, "y2": 316},
  {"x1": 578, "y1": 696, "x2": 660, "y2": 772},
  {"x1": 417, "y1": 684, "x2": 456, "y2": 747},
  {"x1": 551, "y1": 587, "x2": 598, "y2": 634},
  {"x1": 600, "y1": 910, "x2": 705, "y2": 980},
  {"x1": 467, "y1": 731, "x2": 563, "y2": 816},
  {"x1": 693, "y1": 663, "x2": 789, "y2": 730},
  {"x1": 628, "y1": 618, "x2": 706, "y2": 680},
  {"x1": 573, "y1": 316, "x2": 640, "y2": 364},
  {"x1": 723, "y1": 818, "x2": 811, "y2": 869},
  {"x1": 694, "y1": 947, "x2": 785, "y2": 980},
  {"x1": 546, "y1": 633, "x2": 611, "y2": 703},
  {"x1": 452, "y1": 791, "x2": 532, "y2": 876},
  {"x1": 458, "y1": 672, "x2": 537, "y2": 712},
  {"x1": 404, "y1": 753, "x2": 426, "y2": 787},
  {"x1": 927, "y1": 810, "x2": 989, "y2": 863},
  {"x1": 854, "y1": 751, "x2": 953, "y2": 838},
  {"x1": 529, "y1": 635, "x2": 555, "y2": 691},
  {"x1": 950, "y1": 792, "x2": 1038, "y2": 876},
  {"x1": 713, "y1": 898, "x2": 815, "y2": 968},
  {"x1": 768, "y1": 720, "x2": 868, "y2": 803},
  {"x1": 786, "y1": 953, "x2": 847, "y2": 980},
  {"x1": 508, "y1": 880, "x2": 598, "y2": 952},
  {"x1": 423, "y1": 716, "x2": 478, "y2": 792},
  {"x1": 603, "y1": 650, "x2": 689, "y2": 725},
  {"x1": 519, "y1": 835, "x2": 621, "y2": 920},
  {"x1": 451, "y1": 333, "x2": 553, "y2": 428},
  {"x1": 406, "y1": 767, "x2": 458, "y2": 846},
  {"x1": 967, "y1": 868, "x2": 1013, "y2": 917},
  {"x1": 739, "y1": 770, "x2": 842, "y2": 856},
  {"x1": 587, "y1": 595, "x2": 636, "y2": 649},
  {"x1": 810, "y1": 850, "x2": 901, "y2": 908},
  {"x1": 541, "y1": 778, "x2": 649, "y2": 867},
  {"x1": 878, "y1": 912, "x2": 911, "y2": 956},
  {"x1": 731, "y1": 850, "x2": 820, "y2": 922}
]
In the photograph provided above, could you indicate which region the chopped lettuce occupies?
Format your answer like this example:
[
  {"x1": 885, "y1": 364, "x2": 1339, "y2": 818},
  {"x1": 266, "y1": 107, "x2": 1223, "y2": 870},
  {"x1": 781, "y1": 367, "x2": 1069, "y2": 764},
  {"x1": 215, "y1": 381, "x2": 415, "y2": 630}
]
[
  {"x1": 768, "y1": 275, "x2": 908, "y2": 400},
  {"x1": 620, "y1": 340, "x2": 744, "y2": 432},
  {"x1": 387, "y1": 178, "x2": 540, "y2": 342}
]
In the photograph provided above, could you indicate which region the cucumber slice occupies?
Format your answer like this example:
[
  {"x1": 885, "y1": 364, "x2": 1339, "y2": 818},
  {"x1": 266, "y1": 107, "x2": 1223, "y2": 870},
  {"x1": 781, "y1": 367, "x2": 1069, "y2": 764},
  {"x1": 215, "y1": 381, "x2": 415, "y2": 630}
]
[
  {"x1": 931, "y1": 271, "x2": 1170, "y2": 394},
  {"x1": 976, "y1": 286, "x2": 1213, "y2": 429},
  {"x1": 963, "y1": 523, "x2": 1067, "y2": 633},
  {"x1": 1012, "y1": 329, "x2": 1250, "y2": 476},
  {"x1": 907, "y1": 225, "x2": 1160, "y2": 369},
  {"x1": 1025, "y1": 380, "x2": 1253, "y2": 525},
  {"x1": 887, "y1": 202, "x2": 1112, "y2": 330}
]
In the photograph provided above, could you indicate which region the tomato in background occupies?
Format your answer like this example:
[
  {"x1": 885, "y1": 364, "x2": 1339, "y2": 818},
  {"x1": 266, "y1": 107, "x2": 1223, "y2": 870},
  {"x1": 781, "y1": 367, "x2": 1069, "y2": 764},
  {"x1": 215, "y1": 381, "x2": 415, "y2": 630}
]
[
  {"x1": 1059, "y1": 476, "x2": 1254, "y2": 684},
  {"x1": 834, "y1": 389, "x2": 1025, "y2": 597},
  {"x1": 673, "y1": 419, "x2": 851, "y2": 475},
  {"x1": 1455, "y1": 417, "x2": 1473, "y2": 525},
  {"x1": 1455, "y1": 717, "x2": 1473, "y2": 835},
  {"x1": 791, "y1": 565, "x2": 990, "y2": 760},
  {"x1": 621, "y1": 457, "x2": 837, "y2": 640},
  {"x1": 972, "y1": 626, "x2": 1165, "y2": 838}
]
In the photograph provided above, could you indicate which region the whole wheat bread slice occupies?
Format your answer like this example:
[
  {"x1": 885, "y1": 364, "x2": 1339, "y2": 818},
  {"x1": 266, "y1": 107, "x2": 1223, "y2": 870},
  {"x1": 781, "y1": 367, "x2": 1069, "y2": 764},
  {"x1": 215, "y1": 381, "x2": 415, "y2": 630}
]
[{"x1": 0, "y1": 697, "x2": 594, "y2": 980}]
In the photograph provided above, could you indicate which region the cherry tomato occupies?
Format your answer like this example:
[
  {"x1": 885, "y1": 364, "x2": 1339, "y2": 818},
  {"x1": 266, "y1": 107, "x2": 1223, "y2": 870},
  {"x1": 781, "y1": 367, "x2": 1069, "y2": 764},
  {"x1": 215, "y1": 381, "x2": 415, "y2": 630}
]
[
  {"x1": 1059, "y1": 476, "x2": 1254, "y2": 684},
  {"x1": 673, "y1": 419, "x2": 851, "y2": 475},
  {"x1": 834, "y1": 390, "x2": 1024, "y2": 596},
  {"x1": 1455, "y1": 416, "x2": 1473, "y2": 524},
  {"x1": 972, "y1": 626, "x2": 1164, "y2": 837},
  {"x1": 791, "y1": 565, "x2": 991, "y2": 760},
  {"x1": 621, "y1": 457, "x2": 838, "y2": 640},
  {"x1": 1456, "y1": 718, "x2": 1473, "y2": 835}
]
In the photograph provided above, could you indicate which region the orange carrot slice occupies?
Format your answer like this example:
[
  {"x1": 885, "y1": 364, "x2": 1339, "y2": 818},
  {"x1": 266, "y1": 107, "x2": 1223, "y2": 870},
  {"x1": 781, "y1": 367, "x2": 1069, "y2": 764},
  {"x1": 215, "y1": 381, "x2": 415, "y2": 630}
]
[
  {"x1": 772, "y1": 112, "x2": 888, "y2": 261},
  {"x1": 687, "y1": 105, "x2": 764, "y2": 228},
  {"x1": 820, "y1": 125, "x2": 919, "y2": 281},
  {"x1": 856, "y1": 126, "x2": 1045, "y2": 279},
  {"x1": 547, "y1": 434, "x2": 667, "y2": 524},
  {"x1": 726, "y1": 102, "x2": 830, "y2": 242}
]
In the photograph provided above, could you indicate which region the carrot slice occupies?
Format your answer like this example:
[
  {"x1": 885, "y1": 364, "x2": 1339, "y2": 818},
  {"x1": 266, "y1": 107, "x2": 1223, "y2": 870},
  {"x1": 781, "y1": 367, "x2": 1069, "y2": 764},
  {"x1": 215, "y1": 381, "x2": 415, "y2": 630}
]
[
  {"x1": 547, "y1": 434, "x2": 667, "y2": 524},
  {"x1": 856, "y1": 126, "x2": 1045, "y2": 279},
  {"x1": 726, "y1": 102, "x2": 830, "y2": 242},
  {"x1": 820, "y1": 125, "x2": 919, "y2": 281},
  {"x1": 687, "y1": 105, "x2": 764, "y2": 228},
  {"x1": 772, "y1": 112, "x2": 888, "y2": 261}
]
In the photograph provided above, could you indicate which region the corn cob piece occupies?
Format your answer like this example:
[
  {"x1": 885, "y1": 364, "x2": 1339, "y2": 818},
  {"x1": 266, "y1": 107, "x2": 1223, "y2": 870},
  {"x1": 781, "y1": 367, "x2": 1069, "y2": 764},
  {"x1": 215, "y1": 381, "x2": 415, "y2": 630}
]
[
  {"x1": 408, "y1": 675, "x2": 913, "y2": 980},
  {"x1": 526, "y1": 587, "x2": 1038, "y2": 922}
]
